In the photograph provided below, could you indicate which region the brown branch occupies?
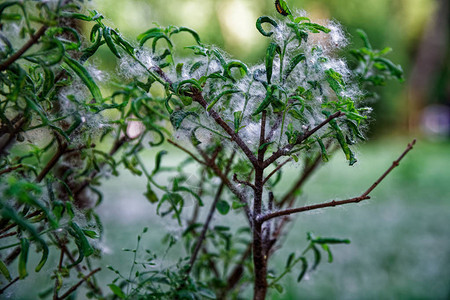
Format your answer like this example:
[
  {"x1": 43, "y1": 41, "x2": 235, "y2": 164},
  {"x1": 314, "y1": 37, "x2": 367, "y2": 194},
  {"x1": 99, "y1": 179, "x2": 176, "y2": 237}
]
[
  {"x1": 278, "y1": 153, "x2": 323, "y2": 207},
  {"x1": 263, "y1": 111, "x2": 343, "y2": 168},
  {"x1": 220, "y1": 243, "x2": 252, "y2": 298},
  {"x1": 0, "y1": 164, "x2": 23, "y2": 176},
  {"x1": 192, "y1": 91, "x2": 259, "y2": 168},
  {"x1": 168, "y1": 139, "x2": 206, "y2": 166},
  {"x1": 56, "y1": 267, "x2": 101, "y2": 300},
  {"x1": 35, "y1": 137, "x2": 68, "y2": 183},
  {"x1": 263, "y1": 158, "x2": 292, "y2": 185},
  {"x1": 259, "y1": 139, "x2": 416, "y2": 223},
  {"x1": 187, "y1": 151, "x2": 235, "y2": 274},
  {"x1": 0, "y1": 231, "x2": 17, "y2": 239},
  {"x1": 0, "y1": 25, "x2": 48, "y2": 71},
  {"x1": 233, "y1": 173, "x2": 256, "y2": 190},
  {"x1": 196, "y1": 148, "x2": 251, "y2": 222},
  {"x1": 0, "y1": 276, "x2": 20, "y2": 295}
]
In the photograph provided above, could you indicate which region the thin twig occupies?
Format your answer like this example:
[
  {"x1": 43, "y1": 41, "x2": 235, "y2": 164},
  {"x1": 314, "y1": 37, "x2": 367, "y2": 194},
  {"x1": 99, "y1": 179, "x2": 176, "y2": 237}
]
[
  {"x1": 168, "y1": 139, "x2": 206, "y2": 166},
  {"x1": 0, "y1": 25, "x2": 48, "y2": 71},
  {"x1": 263, "y1": 111, "x2": 343, "y2": 168},
  {"x1": 187, "y1": 151, "x2": 235, "y2": 274},
  {"x1": 192, "y1": 90, "x2": 259, "y2": 168},
  {"x1": 0, "y1": 164, "x2": 23, "y2": 176},
  {"x1": 233, "y1": 173, "x2": 256, "y2": 190},
  {"x1": 0, "y1": 276, "x2": 19, "y2": 294},
  {"x1": 263, "y1": 158, "x2": 292, "y2": 185},
  {"x1": 56, "y1": 267, "x2": 101, "y2": 300},
  {"x1": 35, "y1": 137, "x2": 67, "y2": 183},
  {"x1": 0, "y1": 231, "x2": 17, "y2": 239},
  {"x1": 259, "y1": 139, "x2": 416, "y2": 223}
]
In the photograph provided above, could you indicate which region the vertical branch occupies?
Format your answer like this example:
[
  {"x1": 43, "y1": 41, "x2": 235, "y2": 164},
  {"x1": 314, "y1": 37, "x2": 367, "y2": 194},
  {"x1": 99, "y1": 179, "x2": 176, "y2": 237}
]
[
  {"x1": 186, "y1": 151, "x2": 235, "y2": 274},
  {"x1": 252, "y1": 110, "x2": 268, "y2": 300}
]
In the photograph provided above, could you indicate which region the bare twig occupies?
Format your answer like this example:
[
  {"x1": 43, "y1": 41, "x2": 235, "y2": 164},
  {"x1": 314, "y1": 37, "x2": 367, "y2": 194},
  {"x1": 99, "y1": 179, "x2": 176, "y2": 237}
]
[
  {"x1": 167, "y1": 139, "x2": 206, "y2": 166},
  {"x1": 263, "y1": 158, "x2": 292, "y2": 184},
  {"x1": 0, "y1": 164, "x2": 23, "y2": 176},
  {"x1": 263, "y1": 111, "x2": 343, "y2": 168},
  {"x1": 0, "y1": 276, "x2": 20, "y2": 295},
  {"x1": 192, "y1": 91, "x2": 259, "y2": 168},
  {"x1": 56, "y1": 267, "x2": 101, "y2": 300},
  {"x1": 233, "y1": 173, "x2": 256, "y2": 190},
  {"x1": 35, "y1": 137, "x2": 68, "y2": 183},
  {"x1": 187, "y1": 151, "x2": 235, "y2": 274},
  {"x1": 0, "y1": 25, "x2": 48, "y2": 71},
  {"x1": 259, "y1": 139, "x2": 416, "y2": 223}
]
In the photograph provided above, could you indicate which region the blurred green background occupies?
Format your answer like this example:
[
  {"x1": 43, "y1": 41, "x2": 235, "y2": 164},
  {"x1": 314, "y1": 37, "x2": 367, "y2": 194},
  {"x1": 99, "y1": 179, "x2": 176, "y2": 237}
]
[{"x1": 9, "y1": 0, "x2": 450, "y2": 299}]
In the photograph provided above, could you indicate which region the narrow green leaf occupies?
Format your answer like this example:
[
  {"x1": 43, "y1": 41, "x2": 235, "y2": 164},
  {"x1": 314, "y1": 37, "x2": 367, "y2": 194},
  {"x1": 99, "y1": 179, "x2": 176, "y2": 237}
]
[
  {"x1": 145, "y1": 184, "x2": 158, "y2": 203},
  {"x1": 286, "y1": 252, "x2": 295, "y2": 268},
  {"x1": 273, "y1": 283, "x2": 284, "y2": 293},
  {"x1": 233, "y1": 111, "x2": 242, "y2": 133},
  {"x1": 170, "y1": 110, "x2": 198, "y2": 129},
  {"x1": 356, "y1": 29, "x2": 372, "y2": 50},
  {"x1": 152, "y1": 150, "x2": 168, "y2": 175},
  {"x1": 266, "y1": 42, "x2": 281, "y2": 84},
  {"x1": 224, "y1": 61, "x2": 248, "y2": 82},
  {"x1": 108, "y1": 283, "x2": 126, "y2": 299},
  {"x1": 297, "y1": 257, "x2": 308, "y2": 282},
  {"x1": 104, "y1": 27, "x2": 121, "y2": 58},
  {"x1": 170, "y1": 27, "x2": 201, "y2": 45},
  {"x1": 232, "y1": 201, "x2": 246, "y2": 209},
  {"x1": 284, "y1": 53, "x2": 305, "y2": 79},
  {"x1": 311, "y1": 244, "x2": 321, "y2": 270},
  {"x1": 313, "y1": 237, "x2": 351, "y2": 244},
  {"x1": 63, "y1": 55, "x2": 103, "y2": 103},
  {"x1": 0, "y1": 259, "x2": 12, "y2": 281},
  {"x1": 256, "y1": 16, "x2": 278, "y2": 37},
  {"x1": 69, "y1": 222, "x2": 94, "y2": 257},
  {"x1": 19, "y1": 238, "x2": 29, "y2": 279},
  {"x1": 207, "y1": 89, "x2": 240, "y2": 111}
]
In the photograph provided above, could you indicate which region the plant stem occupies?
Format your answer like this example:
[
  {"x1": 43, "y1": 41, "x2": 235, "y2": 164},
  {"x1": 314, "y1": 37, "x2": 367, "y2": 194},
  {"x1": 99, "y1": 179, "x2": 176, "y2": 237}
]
[
  {"x1": 187, "y1": 151, "x2": 235, "y2": 274},
  {"x1": 259, "y1": 139, "x2": 416, "y2": 223},
  {"x1": 56, "y1": 267, "x2": 101, "y2": 300},
  {"x1": 0, "y1": 25, "x2": 48, "y2": 71}
]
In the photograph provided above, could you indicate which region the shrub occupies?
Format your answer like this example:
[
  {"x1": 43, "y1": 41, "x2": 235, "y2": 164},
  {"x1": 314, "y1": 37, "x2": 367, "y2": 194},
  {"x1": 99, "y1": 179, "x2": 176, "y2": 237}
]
[{"x1": 0, "y1": 0, "x2": 413, "y2": 299}]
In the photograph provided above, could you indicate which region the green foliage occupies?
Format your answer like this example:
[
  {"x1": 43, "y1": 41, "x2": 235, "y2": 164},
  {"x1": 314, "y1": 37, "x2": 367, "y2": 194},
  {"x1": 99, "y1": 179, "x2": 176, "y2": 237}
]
[{"x1": 0, "y1": 0, "x2": 403, "y2": 299}]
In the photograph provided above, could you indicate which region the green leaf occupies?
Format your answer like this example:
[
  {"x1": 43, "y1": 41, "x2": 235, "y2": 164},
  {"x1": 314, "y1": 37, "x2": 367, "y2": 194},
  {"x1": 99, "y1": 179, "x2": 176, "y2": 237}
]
[
  {"x1": 313, "y1": 237, "x2": 351, "y2": 244},
  {"x1": 233, "y1": 111, "x2": 242, "y2": 133},
  {"x1": 273, "y1": 283, "x2": 284, "y2": 293},
  {"x1": 104, "y1": 27, "x2": 121, "y2": 58},
  {"x1": 311, "y1": 244, "x2": 321, "y2": 270},
  {"x1": 286, "y1": 252, "x2": 295, "y2": 268},
  {"x1": 297, "y1": 257, "x2": 308, "y2": 282},
  {"x1": 275, "y1": 0, "x2": 292, "y2": 17},
  {"x1": 69, "y1": 222, "x2": 94, "y2": 257},
  {"x1": 207, "y1": 89, "x2": 241, "y2": 111},
  {"x1": 170, "y1": 27, "x2": 201, "y2": 45},
  {"x1": 0, "y1": 259, "x2": 12, "y2": 281},
  {"x1": 170, "y1": 110, "x2": 198, "y2": 129},
  {"x1": 256, "y1": 16, "x2": 278, "y2": 37},
  {"x1": 284, "y1": 53, "x2": 306, "y2": 80},
  {"x1": 224, "y1": 61, "x2": 248, "y2": 82},
  {"x1": 63, "y1": 55, "x2": 103, "y2": 103},
  {"x1": 321, "y1": 244, "x2": 333, "y2": 263},
  {"x1": 266, "y1": 42, "x2": 281, "y2": 84},
  {"x1": 216, "y1": 200, "x2": 230, "y2": 215},
  {"x1": 152, "y1": 150, "x2": 168, "y2": 175},
  {"x1": 325, "y1": 68, "x2": 345, "y2": 96},
  {"x1": 316, "y1": 137, "x2": 329, "y2": 162},
  {"x1": 108, "y1": 283, "x2": 126, "y2": 299},
  {"x1": 323, "y1": 111, "x2": 357, "y2": 165},
  {"x1": 232, "y1": 201, "x2": 246, "y2": 209},
  {"x1": 19, "y1": 238, "x2": 29, "y2": 279},
  {"x1": 356, "y1": 29, "x2": 372, "y2": 50},
  {"x1": 373, "y1": 57, "x2": 404, "y2": 81}
]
